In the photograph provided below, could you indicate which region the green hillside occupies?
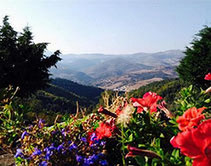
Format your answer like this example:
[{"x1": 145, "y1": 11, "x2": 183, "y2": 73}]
[
  {"x1": 21, "y1": 78, "x2": 103, "y2": 124},
  {"x1": 129, "y1": 79, "x2": 185, "y2": 110},
  {"x1": 51, "y1": 78, "x2": 103, "y2": 102}
]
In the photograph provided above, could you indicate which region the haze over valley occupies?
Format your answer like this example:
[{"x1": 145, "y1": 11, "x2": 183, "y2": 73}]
[{"x1": 51, "y1": 49, "x2": 185, "y2": 91}]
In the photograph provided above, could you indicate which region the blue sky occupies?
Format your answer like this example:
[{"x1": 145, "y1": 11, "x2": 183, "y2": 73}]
[{"x1": 0, "y1": 0, "x2": 210, "y2": 54}]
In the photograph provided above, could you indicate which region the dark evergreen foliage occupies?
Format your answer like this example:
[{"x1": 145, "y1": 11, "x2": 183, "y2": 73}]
[
  {"x1": 176, "y1": 26, "x2": 211, "y2": 88},
  {"x1": 51, "y1": 78, "x2": 103, "y2": 102},
  {"x1": 0, "y1": 16, "x2": 61, "y2": 96}
]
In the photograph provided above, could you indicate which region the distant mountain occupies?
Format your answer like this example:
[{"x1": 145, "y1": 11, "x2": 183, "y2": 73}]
[
  {"x1": 50, "y1": 50, "x2": 185, "y2": 91},
  {"x1": 51, "y1": 68, "x2": 94, "y2": 85},
  {"x1": 86, "y1": 58, "x2": 152, "y2": 79}
]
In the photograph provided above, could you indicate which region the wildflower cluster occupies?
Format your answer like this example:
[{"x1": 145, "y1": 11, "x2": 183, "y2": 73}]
[
  {"x1": 15, "y1": 115, "x2": 109, "y2": 166},
  {"x1": 171, "y1": 108, "x2": 211, "y2": 165},
  {"x1": 97, "y1": 85, "x2": 210, "y2": 166},
  {"x1": 1, "y1": 73, "x2": 210, "y2": 166}
]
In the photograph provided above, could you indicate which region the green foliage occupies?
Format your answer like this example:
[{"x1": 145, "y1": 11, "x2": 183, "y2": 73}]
[
  {"x1": 0, "y1": 87, "x2": 25, "y2": 151},
  {"x1": 120, "y1": 110, "x2": 184, "y2": 166},
  {"x1": 51, "y1": 78, "x2": 103, "y2": 103},
  {"x1": 129, "y1": 79, "x2": 185, "y2": 110},
  {"x1": 0, "y1": 16, "x2": 61, "y2": 96},
  {"x1": 175, "y1": 85, "x2": 211, "y2": 116},
  {"x1": 176, "y1": 26, "x2": 211, "y2": 88},
  {"x1": 0, "y1": 82, "x2": 210, "y2": 165}
]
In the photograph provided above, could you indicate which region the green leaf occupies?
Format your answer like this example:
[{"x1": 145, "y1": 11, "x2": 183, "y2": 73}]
[
  {"x1": 160, "y1": 133, "x2": 165, "y2": 138},
  {"x1": 204, "y1": 98, "x2": 210, "y2": 103},
  {"x1": 128, "y1": 133, "x2": 133, "y2": 142}
]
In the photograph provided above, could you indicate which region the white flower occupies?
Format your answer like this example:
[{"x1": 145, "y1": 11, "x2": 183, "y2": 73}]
[{"x1": 116, "y1": 104, "x2": 135, "y2": 127}]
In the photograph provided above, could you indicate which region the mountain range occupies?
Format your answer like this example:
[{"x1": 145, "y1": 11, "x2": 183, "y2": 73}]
[{"x1": 50, "y1": 50, "x2": 185, "y2": 91}]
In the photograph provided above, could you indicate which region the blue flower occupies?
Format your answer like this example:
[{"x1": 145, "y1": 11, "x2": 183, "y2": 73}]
[
  {"x1": 32, "y1": 148, "x2": 42, "y2": 156},
  {"x1": 97, "y1": 153, "x2": 104, "y2": 158},
  {"x1": 57, "y1": 143, "x2": 64, "y2": 152},
  {"x1": 83, "y1": 158, "x2": 91, "y2": 166},
  {"x1": 88, "y1": 154, "x2": 99, "y2": 162},
  {"x1": 87, "y1": 158, "x2": 94, "y2": 165},
  {"x1": 61, "y1": 128, "x2": 67, "y2": 137},
  {"x1": 100, "y1": 141, "x2": 106, "y2": 146},
  {"x1": 69, "y1": 143, "x2": 77, "y2": 151},
  {"x1": 99, "y1": 160, "x2": 108, "y2": 166},
  {"x1": 21, "y1": 131, "x2": 28, "y2": 139},
  {"x1": 90, "y1": 133, "x2": 97, "y2": 141},
  {"x1": 81, "y1": 137, "x2": 87, "y2": 143},
  {"x1": 14, "y1": 149, "x2": 23, "y2": 158},
  {"x1": 39, "y1": 161, "x2": 48, "y2": 166},
  {"x1": 44, "y1": 146, "x2": 54, "y2": 160},
  {"x1": 90, "y1": 140, "x2": 100, "y2": 148},
  {"x1": 76, "y1": 155, "x2": 83, "y2": 163},
  {"x1": 48, "y1": 144, "x2": 56, "y2": 151}
]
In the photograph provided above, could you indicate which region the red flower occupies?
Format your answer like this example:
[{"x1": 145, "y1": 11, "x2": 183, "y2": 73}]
[
  {"x1": 115, "y1": 106, "x2": 123, "y2": 116},
  {"x1": 125, "y1": 145, "x2": 160, "y2": 159},
  {"x1": 116, "y1": 102, "x2": 128, "y2": 116},
  {"x1": 96, "y1": 122, "x2": 112, "y2": 139},
  {"x1": 204, "y1": 73, "x2": 211, "y2": 80},
  {"x1": 176, "y1": 107, "x2": 206, "y2": 131},
  {"x1": 87, "y1": 130, "x2": 97, "y2": 145},
  {"x1": 171, "y1": 119, "x2": 211, "y2": 166},
  {"x1": 131, "y1": 92, "x2": 162, "y2": 113}
]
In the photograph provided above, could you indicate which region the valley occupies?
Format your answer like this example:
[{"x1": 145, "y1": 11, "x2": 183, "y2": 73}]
[{"x1": 51, "y1": 50, "x2": 184, "y2": 91}]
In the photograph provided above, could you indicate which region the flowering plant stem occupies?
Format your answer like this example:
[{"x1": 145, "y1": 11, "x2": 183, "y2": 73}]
[{"x1": 121, "y1": 124, "x2": 126, "y2": 166}]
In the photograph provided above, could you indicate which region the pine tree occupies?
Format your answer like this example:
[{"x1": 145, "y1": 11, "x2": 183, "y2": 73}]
[
  {"x1": 0, "y1": 16, "x2": 61, "y2": 96},
  {"x1": 176, "y1": 26, "x2": 211, "y2": 88}
]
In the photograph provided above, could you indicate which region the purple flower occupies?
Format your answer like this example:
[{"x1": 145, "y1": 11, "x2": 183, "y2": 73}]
[
  {"x1": 38, "y1": 119, "x2": 45, "y2": 128},
  {"x1": 97, "y1": 153, "x2": 104, "y2": 158},
  {"x1": 15, "y1": 149, "x2": 23, "y2": 158},
  {"x1": 83, "y1": 158, "x2": 90, "y2": 166},
  {"x1": 87, "y1": 158, "x2": 94, "y2": 165},
  {"x1": 100, "y1": 141, "x2": 106, "y2": 146},
  {"x1": 21, "y1": 131, "x2": 28, "y2": 139},
  {"x1": 44, "y1": 150, "x2": 51, "y2": 160},
  {"x1": 76, "y1": 155, "x2": 83, "y2": 163},
  {"x1": 57, "y1": 143, "x2": 64, "y2": 152},
  {"x1": 90, "y1": 140, "x2": 100, "y2": 148},
  {"x1": 81, "y1": 137, "x2": 87, "y2": 143},
  {"x1": 69, "y1": 143, "x2": 77, "y2": 151},
  {"x1": 61, "y1": 128, "x2": 67, "y2": 137},
  {"x1": 51, "y1": 130, "x2": 58, "y2": 135},
  {"x1": 32, "y1": 148, "x2": 42, "y2": 156},
  {"x1": 88, "y1": 154, "x2": 99, "y2": 163},
  {"x1": 28, "y1": 125, "x2": 33, "y2": 130},
  {"x1": 90, "y1": 133, "x2": 97, "y2": 141},
  {"x1": 99, "y1": 160, "x2": 108, "y2": 166},
  {"x1": 44, "y1": 145, "x2": 55, "y2": 160},
  {"x1": 48, "y1": 144, "x2": 56, "y2": 151},
  {"x1": 39, "y1": 161, "x2": 48, "y2": 166}
]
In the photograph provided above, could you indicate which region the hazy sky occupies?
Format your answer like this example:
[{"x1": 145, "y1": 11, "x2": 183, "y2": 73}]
[{"x1": 0, "y1": 0, "x2": 210, "y2": 54}]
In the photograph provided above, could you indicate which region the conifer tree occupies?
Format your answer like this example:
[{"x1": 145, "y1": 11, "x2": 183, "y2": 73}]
[
  {"x1": 0, "y1": 16, "x2": 61, "y2": 96},
  {"x1": 176, "y1": 26, "x2": 211, "y2": 88}
]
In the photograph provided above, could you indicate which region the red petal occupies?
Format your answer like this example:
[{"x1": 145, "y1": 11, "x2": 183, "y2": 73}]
[
  {"x1": 137, "y1": 107, "x2": 144, "y2": 113},
  {"x1": 170, "y1": 130, "x2": 202, "y2": 158}
]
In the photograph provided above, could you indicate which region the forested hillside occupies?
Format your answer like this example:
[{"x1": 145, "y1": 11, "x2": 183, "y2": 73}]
[
  {"x1": 51, "y1": 78, "x2": 103, "y2": 102},
  {"x1": 21, "y1": 78, "x2": 103, "y2": 123},
  {"x1": 129, "y1": 79, "x2": 185, "y2": 110}
]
